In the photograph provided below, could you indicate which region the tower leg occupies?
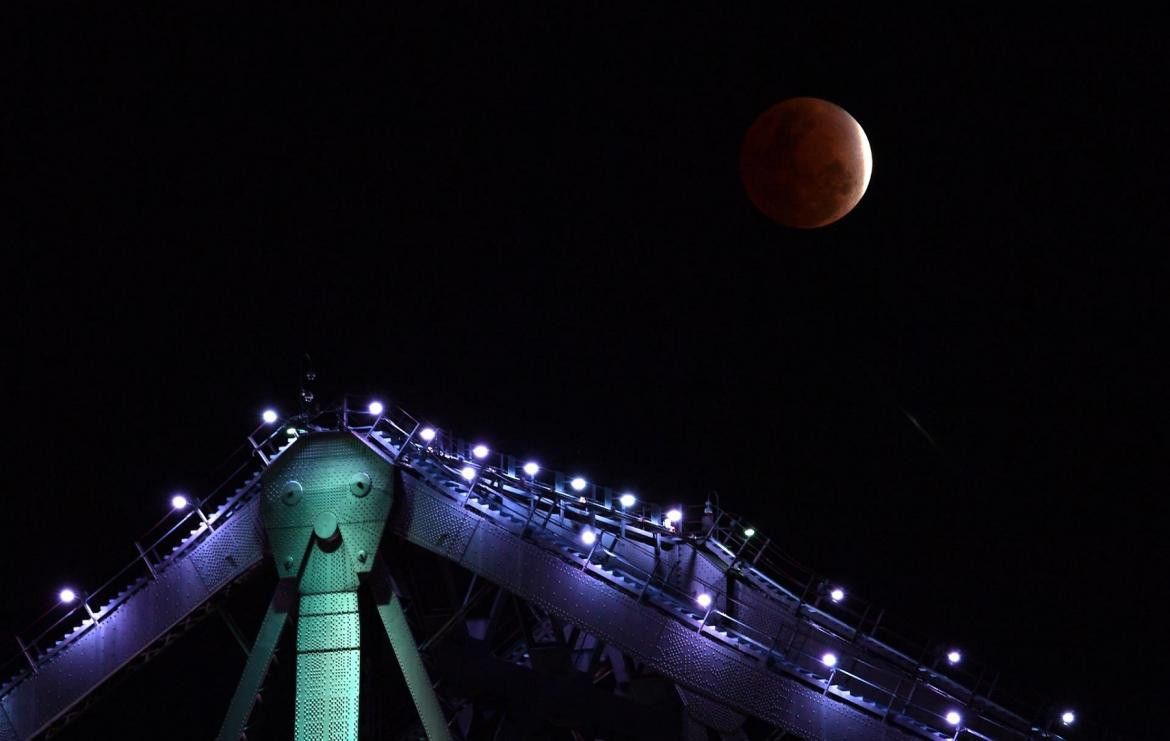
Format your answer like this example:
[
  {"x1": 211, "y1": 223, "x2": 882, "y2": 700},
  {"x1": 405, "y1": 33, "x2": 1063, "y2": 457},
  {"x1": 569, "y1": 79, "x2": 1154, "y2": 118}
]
[
  {"x1": 372, "y1": 563, "x2": 452, "y2": 741},
  {"x1": 294, "y1": 591, "x2": 361, "y2": 741},
  {"x1": 218, "y1": 581, "x2": 296, "y2": 741}
]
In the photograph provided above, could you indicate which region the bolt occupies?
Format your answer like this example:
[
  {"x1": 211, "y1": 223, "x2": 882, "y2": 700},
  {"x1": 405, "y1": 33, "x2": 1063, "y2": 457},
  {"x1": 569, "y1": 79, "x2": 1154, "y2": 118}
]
[
  {"x1": 357, "y1": 550, "x2": 367, "y2": 563},
  {"x1": 284, "y1": 556, "x2": 294, "y2": 571}
]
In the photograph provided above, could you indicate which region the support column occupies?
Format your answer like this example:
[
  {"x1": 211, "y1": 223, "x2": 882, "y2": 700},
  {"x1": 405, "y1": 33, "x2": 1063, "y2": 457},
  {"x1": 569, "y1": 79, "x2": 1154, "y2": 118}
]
[
  {"x1": 295, "y1": 592, "x2": 361, "y2": 741},
  {"x1": 377, "y1": 591, "x2": 452, "y2": 741},
  {"x1": 218, "y1": 581, "x2": 296, "y2": 741}
]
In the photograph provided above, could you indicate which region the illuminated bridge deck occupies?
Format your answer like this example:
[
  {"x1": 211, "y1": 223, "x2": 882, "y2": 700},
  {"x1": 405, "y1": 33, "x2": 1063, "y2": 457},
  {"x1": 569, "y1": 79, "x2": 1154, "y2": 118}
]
[{"x1": 0, "y1": 401, "x2": 1059, "y2": 740}]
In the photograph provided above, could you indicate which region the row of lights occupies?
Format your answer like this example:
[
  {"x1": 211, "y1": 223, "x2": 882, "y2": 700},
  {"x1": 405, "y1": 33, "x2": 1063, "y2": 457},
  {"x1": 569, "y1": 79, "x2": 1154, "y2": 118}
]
[
  {"x1": 49, "y1": 404, "x2": 396, "y2": 662},
  {"x1": 260, "y1": 409, "x2": 656, "y2": 527},
  {"x1": 262, "y1": 399, "x2": 387, "y2": 427},
  {"x1": 260, "y1": 406, "x2": 1078, "y2": 731},
  {"x1": 454, "y1": 441, "x2": 676, "y2": 520},
  {"x1": 55, "y1": 489, "x2": 205, "y2": 606},
  {"x1": 264, "y1": 408, "x2": 677, "y2": 528},
  {"x1": 816, "y1": 649, "x2": 1075, "y2": 729},
  {"x1": 688, "y1": 535, "x2": 1079, "y2": 732},
  {"x1": 813, "y1": 592, "x2": 1079, "y2": 729}
]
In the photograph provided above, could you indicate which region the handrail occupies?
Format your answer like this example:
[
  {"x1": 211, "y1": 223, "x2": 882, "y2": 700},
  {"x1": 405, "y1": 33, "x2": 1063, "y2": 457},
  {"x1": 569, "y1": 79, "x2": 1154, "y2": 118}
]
[
  {"x1": 0, "y1": 432, "x2": 278, "y2": 697},
  {"x1": 2, "y1": 396, "x2": 1085, "y2": 739},
  {"x1": 394, "y1": 442, "x2": 989, "y2": 737},
  {"x1": 355, "y1": 396, "x2": 1080, "y2": 739}
]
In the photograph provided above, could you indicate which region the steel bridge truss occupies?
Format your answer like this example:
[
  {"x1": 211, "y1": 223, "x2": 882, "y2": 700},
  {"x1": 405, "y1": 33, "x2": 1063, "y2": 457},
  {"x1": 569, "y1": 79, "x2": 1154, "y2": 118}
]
[{"x1": 0, "y1": 399, "x2": 1062, "y2": 740}]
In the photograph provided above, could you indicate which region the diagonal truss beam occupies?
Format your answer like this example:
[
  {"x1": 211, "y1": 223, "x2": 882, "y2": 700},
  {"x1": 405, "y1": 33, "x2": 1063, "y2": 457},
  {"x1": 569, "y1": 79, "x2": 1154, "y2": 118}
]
[
  {"x1": 218, "y1": 580, "x2": 297, "y2": 741},
  {"x1": 371, "y1": 559, "x2": 452, "y2": 741}
]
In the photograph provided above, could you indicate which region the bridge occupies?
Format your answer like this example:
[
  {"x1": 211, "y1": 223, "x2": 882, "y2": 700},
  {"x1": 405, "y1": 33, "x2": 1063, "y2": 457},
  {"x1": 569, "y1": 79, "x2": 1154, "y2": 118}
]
[{"x1": 0, "y1": 397, "x2": 1077, "y2": 739}]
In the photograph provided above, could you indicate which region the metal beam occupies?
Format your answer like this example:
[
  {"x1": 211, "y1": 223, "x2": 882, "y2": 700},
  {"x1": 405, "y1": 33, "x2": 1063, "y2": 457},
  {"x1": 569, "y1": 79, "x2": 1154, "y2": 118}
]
[
  {"x1": 294, "y1": 591, "x2": 361, "y2": 741},
  {"x1": 373, "y1": 583, "x2": 452, "y2": 741},
  {"x1": 217, "y1": 580, "x2": 296, "y2": 741}
]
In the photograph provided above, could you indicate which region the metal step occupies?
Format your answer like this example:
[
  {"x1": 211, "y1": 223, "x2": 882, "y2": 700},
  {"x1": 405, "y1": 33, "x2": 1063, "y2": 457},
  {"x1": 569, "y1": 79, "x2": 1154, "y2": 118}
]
[{"x1": 0, "y1": 488, "x2": 265, "y2": 740}]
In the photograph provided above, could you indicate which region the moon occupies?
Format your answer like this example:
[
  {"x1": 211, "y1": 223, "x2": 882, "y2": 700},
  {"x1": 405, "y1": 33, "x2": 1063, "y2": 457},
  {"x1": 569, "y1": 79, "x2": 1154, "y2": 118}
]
[{"x1": 740, "y1": 97, "x2": 872, "y2": 229}]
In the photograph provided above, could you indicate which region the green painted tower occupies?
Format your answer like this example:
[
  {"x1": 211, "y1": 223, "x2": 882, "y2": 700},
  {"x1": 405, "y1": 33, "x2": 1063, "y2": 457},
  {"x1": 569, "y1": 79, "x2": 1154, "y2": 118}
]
[{"x1": 218, "y1": 432, "x2": 449, "y2": 740}]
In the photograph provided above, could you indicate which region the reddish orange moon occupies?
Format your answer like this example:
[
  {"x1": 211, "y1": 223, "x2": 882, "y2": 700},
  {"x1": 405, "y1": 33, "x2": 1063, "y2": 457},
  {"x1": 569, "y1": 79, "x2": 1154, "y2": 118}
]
[{"x1": 740, "y1": 97, "x2": 872, "y2": 229}]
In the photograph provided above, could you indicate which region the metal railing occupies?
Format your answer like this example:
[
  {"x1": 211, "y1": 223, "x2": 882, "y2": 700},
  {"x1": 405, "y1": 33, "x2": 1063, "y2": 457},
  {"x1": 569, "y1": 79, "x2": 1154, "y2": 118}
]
[
  {"x1": 2, "y1": 396, "x2": 1089, "y2": 739},
  {"x1": 0, "y1": 420, "x2": 288, "y2": 698},
  {"x1": 351, "y1": 396, "x2": 1084, "y2": 740}
]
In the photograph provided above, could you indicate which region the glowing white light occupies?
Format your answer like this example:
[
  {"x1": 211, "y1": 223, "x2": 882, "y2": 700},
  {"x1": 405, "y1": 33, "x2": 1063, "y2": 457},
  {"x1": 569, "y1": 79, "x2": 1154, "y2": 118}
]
[
  {"x1": 171, "y1": 494, "x2": 189, "y2": 510},
  {"x1": 419, "y1": 427, "x2": 436, "y2": 442},
  {"x1": 821, "y1": 652, "x2": 837, "y2": 668},
  {"x1": 472, "y1": 444, "x2": 489, "y2": 459},
  {"x1": 945, "y1": 711, "x2": 961, "y2": 726},
  {"x1": 460, "y1": 466, "x2": 476, "y2": 482},
  {"x1": 1061, "y1": 711, "x2": 1075, "y2": 725},
  {"x1": 619, "y1": 493, "x2": 636, "y2": 508},
  {"x1": 59, "y1": 588, "x2": 77, "y2": 604},
  {"x1": 286, "y1": 427, "x2": 298, "y2": 437},
  {"x1": 262, "y1": 409, "x2": 278, "y2": 424},
  {"x1": 666, "y1": 508, "x2": 683, "y2": 523},
  {"x1": 696, "y1": 593, "x2": 712, "y2": 608},
  {"x1": 523, "y1": 461, "x2": 540, "y2": 476},
  {"x1": 368, "y1": 401, "x2": 384, "y2": 416},
  {"x1": 570, "y1": 477, "x2": 587, "y2": 491},
  {"x1": 829, "y1": 587, "x2": 845, "y2": 603},
  {"x1": 744, "y1": 527, "x2": 756, "y2": 538},
  {"x1": 580, "y1": 529, "x2": 597, "y2": 546},
  {"x1": 947, "y1": 649, "x2": 962, "y2": 665}
]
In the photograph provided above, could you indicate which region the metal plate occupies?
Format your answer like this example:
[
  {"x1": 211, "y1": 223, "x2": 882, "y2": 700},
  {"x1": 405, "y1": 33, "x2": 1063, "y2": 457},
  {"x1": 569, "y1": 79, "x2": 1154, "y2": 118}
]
[
  {"x1": 260, "y1": 433, "x2": 394, "y2": 582},
  {"x1": 393, "y1": 471, "x2": 920, "y2": 741},
  {"x1": 189, "y1": 503, "x2": 263, "y2": 594},
  {"x1": 294, "y1": 650, "x2": 360, "y2": 741},
  {"x1": 1, "y1": 498, "x2": 264, "y2": 739}
]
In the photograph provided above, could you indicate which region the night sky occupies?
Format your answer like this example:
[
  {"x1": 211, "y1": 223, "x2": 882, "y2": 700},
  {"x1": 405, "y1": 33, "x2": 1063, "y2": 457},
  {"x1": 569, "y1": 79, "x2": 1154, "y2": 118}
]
[{"x1": 6, "y1": 5, "x2": 1166, "y2": 738}]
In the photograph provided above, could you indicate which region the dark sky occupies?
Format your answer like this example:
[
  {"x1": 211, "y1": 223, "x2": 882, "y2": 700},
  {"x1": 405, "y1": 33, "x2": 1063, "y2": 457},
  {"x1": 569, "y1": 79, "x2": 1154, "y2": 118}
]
[{"x1": 5, "y1": 5, "x2": 1166, "y2": 738}]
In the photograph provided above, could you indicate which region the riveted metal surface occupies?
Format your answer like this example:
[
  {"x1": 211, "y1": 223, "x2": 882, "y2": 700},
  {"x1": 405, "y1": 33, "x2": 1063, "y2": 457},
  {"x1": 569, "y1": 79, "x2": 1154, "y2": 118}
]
[
  {"x1": 271, "y1": 526, "x2": 313, "y2": 577},
  {"x1": 294, "y1": 651, "x2": 360, "y2": 741},
  {"x1": 336, "y1": 522, "x2": 382, "y2": 574},
  {"x1": 294, "y1": 587, "x2": 361, "y2": 741},
  {"x1": 189, "y1": 503, "x2": 263, "y2": 594},
  {"x1": 259, "y1": 434, "x2": 406, "y2": 741},
  {"x1": 219, "y1": 581, "x2": 294, "y2": 741},
  {"x1": 653, "y1": 622, "x2": 755, "y2": 696},
  {"x1": 650, "y1": 614, "x2": 909, "y2": 740},
  {"x1": 466, "y1": 524, "x2": 668, "y2": 652},
  {"x1": 347, "y1": 472, "x2": 371, "y2": 497},
  {"x1": 0, "y1": 703, "x2": 17, "y2": 741},
  {"x1": 298, "y1": 541, "x2": 360, "y2": 596},
  {"x1": 261, "y1": 433, "x2": 394, "y2": 582},
  {"x1": 394, "y1": 474, "x2": 919, "y2": 741},
  {"x1": 300, "y1": 592, "x2": 358, "y2": 616},
  {"x1": 2, "y1": 497, "x2": 264, "y2": 739},
  {"x1": 375, "y1": 593, "x2": 451, "y2": 741},
  {"x1": 396, "y1": 475, "x2": 479, "y2": 560},
  {"x1": 297, "y1": 614, "x2": 360, "y2": 653},
  {"x1": 676, "y1": 686, "x2": 746, "y2": 734},
  {"x1": 281, "y1": 480, "x2": 304, "y2": 506}
]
